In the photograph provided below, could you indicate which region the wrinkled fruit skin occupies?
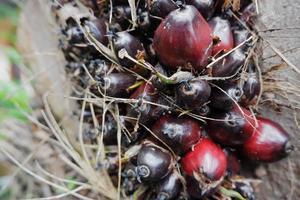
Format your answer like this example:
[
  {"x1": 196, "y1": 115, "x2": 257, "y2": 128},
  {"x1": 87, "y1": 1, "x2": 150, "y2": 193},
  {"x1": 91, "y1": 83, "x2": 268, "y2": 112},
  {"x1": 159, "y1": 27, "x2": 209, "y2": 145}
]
[
  {"x1": 181, "y1": 138, "x2": 227, "y2": 181},
  {"x1": 154, "y1": 5, "x2": 213, "y2": 71},
  {"x1": 154, "y1": 171, "x2": 182, "y2": 200},
  {"x1": 136, "y1": 142, "x2": 172, "y2": 182},
  {"x1": 113, "y1": 31, "x2": 146, "y2": 68},
  {"x1": 243, "y1": 117, "x2": 293, "y2": 162},
  {"x1": 209, "y1": 17, "x2": 233, "y2": 56},
  {"x1": 98, "y1": 72, "x2": 136, "y2": 97},
  {"x1": 186, "y1": 0, "x2": 216, "y2": 19},
  {"x1": 210, "y1": 82, "x2": 243, "y2": 110},
  {"x1": 206, "y1": 106, "x2": 255, "y2": 146},
  {"x1": 149, "y1": 0, "x2": 177, "y2": 18},
  {"x1": 176, "y1": 78, "x2": 211, "y2": 110},
  {"x1": 211, "y1": 49, "x2": 246, "y2": 77},
  {"x1": 152, "y1": 115, "x2": 202, "y2": 154}
]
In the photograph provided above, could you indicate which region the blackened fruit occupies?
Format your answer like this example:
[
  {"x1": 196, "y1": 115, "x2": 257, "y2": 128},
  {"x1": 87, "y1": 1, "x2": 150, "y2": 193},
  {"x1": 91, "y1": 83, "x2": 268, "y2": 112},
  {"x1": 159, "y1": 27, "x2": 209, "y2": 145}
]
[
  {"x1": 85, "y1": 18, "x2": 108, "y2": 45},
  {"x1": 149, "y1": 0, "x2": 178, "y2": 18},
  {"x1": 137, "y1": 11, "x2": 152, "y2": 33},
  {"x1": 136, "y1": 142, "x2": 173, "y2": 182},
  {"x1": 186, "y1": 0, "x2": 216, "y2": 19},
  {"x1": 154, "y1": 171, "x2": 182, "y2": 200},
  {"x1": 234, "y1": 180, "x2": 255, "y2": 200},
  {"x1": 206, "y1": 106, "x2": 256, "y2": 146},
  {"x1": 113, "y1": 6, "x2": 132, "y2": 29},
  {"x1": 101, "y1": 113, "x2": 118, "y2": 145},
  {"x1": 181, "y1": 138, "x2": 227, "y2": 181},
  {"x1": 122, "y1": 163, "x2": 139, "y2": 195},
  {"x1": 98, "y1": 72, "x2": 136, "y2": 97},
  {"x1": 210, "y1": 82, "x2": 243, "y2": 110},
  {"x1": 153, "y1": 5, "x2": 213, "y2": 71},
  {"x1": 241, "y1": 63, "x2": 261, "y2": 106},
  {"x1": 243, "y1": 117, "x2": 293, "y2": 162},
  {"x1": 209, "y1": 17, "x2": 234, "y2": 56},
  {"x1": 176, "y1": 78, "x2": 211, "y2": 110},
  {"x1": 211, "y1": 49, "x2": 246, "y2": 77},
  {"x1": 151, "y1": 115, "x2": 202, "y2": 154},
  {"x1": 113, "y1": 31, "x2": 146, "y2": 68},
  {"x1": 129, "y1": 82, "x2": 165, "y2": 125}
]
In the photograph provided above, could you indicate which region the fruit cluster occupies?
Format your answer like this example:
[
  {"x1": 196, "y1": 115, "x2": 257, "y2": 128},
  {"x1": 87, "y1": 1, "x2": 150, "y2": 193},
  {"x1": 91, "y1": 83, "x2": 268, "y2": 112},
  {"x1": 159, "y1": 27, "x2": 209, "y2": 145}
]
[{"x1": 53, "y1": 0, "x2": 293, "y2": 199}]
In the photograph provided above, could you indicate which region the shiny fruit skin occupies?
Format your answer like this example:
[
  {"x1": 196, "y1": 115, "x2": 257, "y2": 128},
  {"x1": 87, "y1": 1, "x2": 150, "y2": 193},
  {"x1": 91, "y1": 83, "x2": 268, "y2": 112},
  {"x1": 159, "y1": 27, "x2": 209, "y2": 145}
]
[
  {"x1": 136, "y1": 142, "x2": 172, "y2": 182},
  {"x1": 210, "y1": 82, "x2": 243, "y2": 111},
  {"x1": 186, "y1": 0, "x2": 216, "y2": 19},
  {"x1": 211, "y1": 49, "x2": 246, "y2": 77},
  {"x1": 154, "y1": 171, "x2": 182, "y2": 200},
  {"x1": 85, "y1": 18, "x2": 108, "y2": 45},
  {"x1": 149, "y1": 0, "x2": 177, "y2": 18},
  {"x1": 113, "y1": 31, "x2": 146, "y2": 68},
  {"x1": 206, "y1": 106, "x2": 256, "y2": 146},
  {"x1": 243, "y1": 117, "x2": 293, "y2": 162},
  {"x1": 181, "y1": 138, "x2": 227, "y2": 181},
  {"x1": 129, "y1": 82, "x2": 164, "y2": 125},
  {"x1": 153, "y1": 5, "x2": 213, "y2": 71},
  {"x1": 209, "y1": 17, "x2": 234, "y2": 56},
  {"x1": 98, "y1": 72, "x2": 136, "y2": 98},
  {"x1": 176, "y1": 79, "x2": 211, "y2": 110},
  {"x1": 233, "y1": 28, "x2": 250, "y2": 48},
  {"x1": 241, "y1": 63, "x2": 261, "y2": 106},
  {"x1": 151, "y1": 115, "x2": 202, "y2": 154}
]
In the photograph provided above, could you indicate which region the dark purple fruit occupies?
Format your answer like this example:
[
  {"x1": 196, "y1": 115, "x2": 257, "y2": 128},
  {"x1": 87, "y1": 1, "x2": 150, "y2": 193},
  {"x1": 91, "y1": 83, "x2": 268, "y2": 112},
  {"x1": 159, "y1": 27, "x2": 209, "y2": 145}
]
[
  {"x1": 241, "y1": 63, "x2": 261, "y2": 106},
  {"x1": 98, "y1": 72, "x2": 136, "y2": 97},
  {"x1": 129, "y1": 82, "x2": 165, "y2": 125},
  {"x1": 206, "y1": 105, "x2": 256, "y2": 146},
  {"x1": 151, "y1": 115, "x2": 202, "y2": 154},
  {"x1": 153, "y1": 5, "x2": 213, "y2": 71},
  {"x1": 209, "y1": 17, "x2": 234, "y2": 56},
  {"x1": 176, "y1": 78, "x2": 211, "y2": 110},
  {"x1": 136, "y1": 141, "x2": 173, "y2": 182},
  {"x1": 85, "y1": 18, "x2": 108, "y2": 45},
  {"x1": 211, "y1": 49, "x2": 246, "y2": 77},
  {"x1": 154, "y1": 171, "x2": 182, "y2": 200},
  {"x1": 243, "y1": 117, "x2": 293, "y2": 162},
  {"x1": 210, "y1": 82, "x2": 243, "y2": 110},
  {"x1": 233, "y1": 27, "x2": 250, "y2": 48},
  {"x1": 113, "y1": 31, "x2": 146, "y2": 68},
  {"x1": 149, "y1": 0, "x2": 178, "y2": 18},
  {"x1": 66, "y1": 26, "x2": 84, "y2": 44},
  {"x1": 186, "y1": 0, "x2": 216, "y2": 19}
]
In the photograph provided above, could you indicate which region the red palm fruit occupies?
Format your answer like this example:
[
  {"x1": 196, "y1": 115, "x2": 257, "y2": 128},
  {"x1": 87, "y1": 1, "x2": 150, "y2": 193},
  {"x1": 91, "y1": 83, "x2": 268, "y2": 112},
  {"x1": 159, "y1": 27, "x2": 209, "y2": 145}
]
[
  {"x1": 154, "y1": 171, "x2": 182, "y2": 200},
  {"x1": 176, "y1": 78, "x2": 211, "y2": 110},
  {"x1": 136, "y1": 141, "x2": 173, "y2": 182},
  {"x1": 153, "y1": 5, "x2": 213, "y2": 71},
  {"x1": 209, "y1": 17, "x2": 234, "y2": 56},
  {"x1": 243, "y1": 117, "x2": 293, "y2": 162},
  {"x1": 182, "y1": 138, "x2": 227, "y2": 197},
  {"x1": 181, "y1": 138, "x2": 227, "y2": 181},
  {"x1": 211, "y1": 49, "x2": 246, "y2": 77},
  {"x1": 149, "y1": 0, "x2": 178, "y2": 18},
  {"x1": 98, "y1": 72, "x2": 136, "y2": 97},
  {"x1": 151, "y1": 115, "x2": 202, "y2": 154},
  {"x1": 224, "y1": 148, "x2": 241, "y2": 176},
  {"x1": 206, "y1": 105, "x2": 256, "y2": 146},
  {"x1": 186, "y1": 0, "x2": 216, "y2": 19}
]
